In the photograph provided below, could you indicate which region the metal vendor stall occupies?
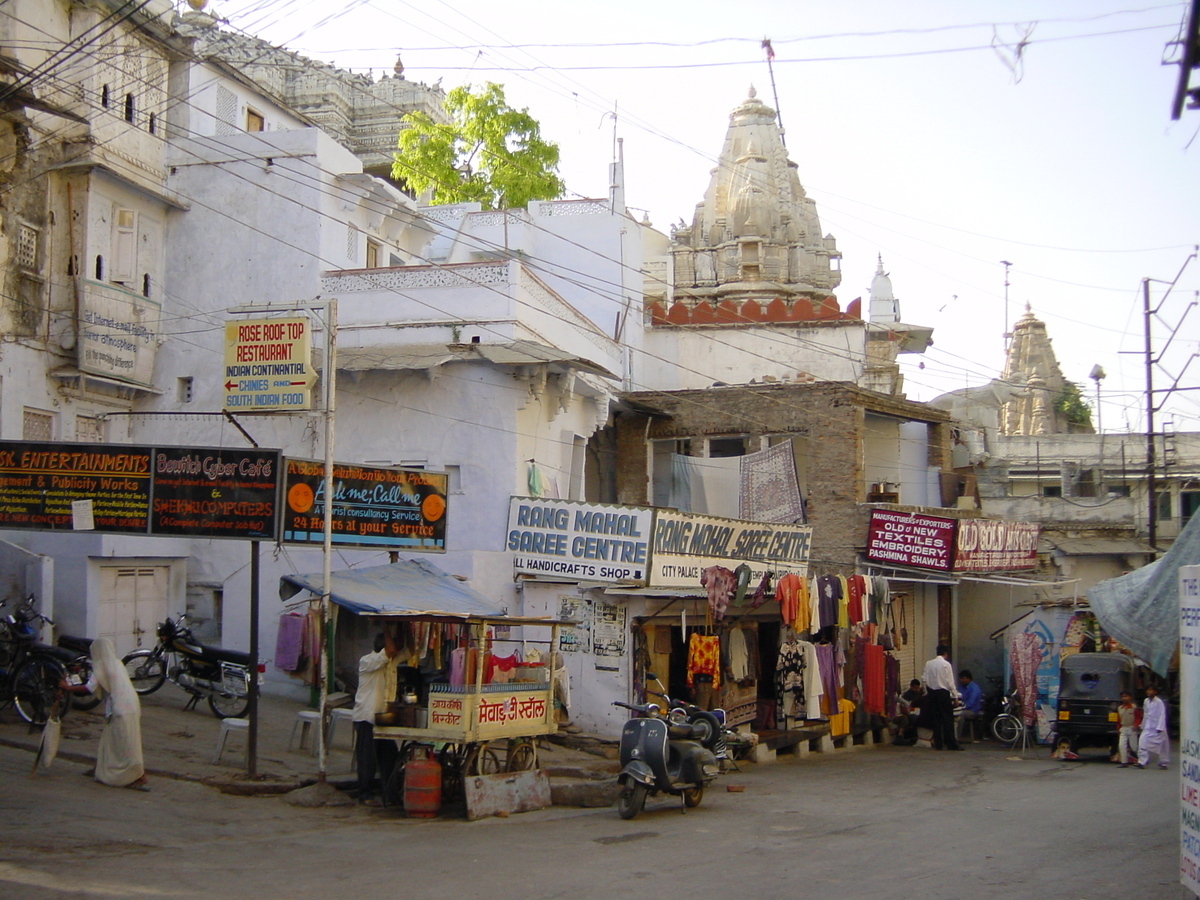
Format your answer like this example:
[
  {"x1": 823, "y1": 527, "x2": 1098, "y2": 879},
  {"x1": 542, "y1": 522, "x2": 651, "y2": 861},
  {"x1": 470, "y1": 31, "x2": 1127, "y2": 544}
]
[{"x1": 280, "y1": 559, "x2": 569, "y2": 798}]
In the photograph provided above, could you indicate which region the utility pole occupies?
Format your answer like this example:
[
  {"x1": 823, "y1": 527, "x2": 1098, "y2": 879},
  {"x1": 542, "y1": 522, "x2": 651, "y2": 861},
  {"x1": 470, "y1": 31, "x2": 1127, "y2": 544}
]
[{"x1": 1143, "y1": 278, "x2": 1158, "y2": 550}]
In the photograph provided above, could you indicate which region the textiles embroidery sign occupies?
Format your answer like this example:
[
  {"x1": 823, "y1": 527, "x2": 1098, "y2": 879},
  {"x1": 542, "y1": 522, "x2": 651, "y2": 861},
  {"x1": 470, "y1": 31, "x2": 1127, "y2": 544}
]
[
  {"x1": 866, "y1": 510, "x2": 955, "y2": 571},
  {"x1": 507, "y1": 498, "x2": 651, "y2": 584},
  {"x1": 649, "y1": 510, "x2": 812, "y2": 588}
]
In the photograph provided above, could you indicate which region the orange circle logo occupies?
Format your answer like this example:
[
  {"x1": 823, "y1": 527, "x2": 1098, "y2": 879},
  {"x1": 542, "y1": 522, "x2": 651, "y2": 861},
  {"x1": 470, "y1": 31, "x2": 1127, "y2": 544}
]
[
  {"x1": 288, "y1": 482, "x2": 315, "y2": 513},
  {"x1": 421, "y1": 493, "x2": 446, "y2": 522}
]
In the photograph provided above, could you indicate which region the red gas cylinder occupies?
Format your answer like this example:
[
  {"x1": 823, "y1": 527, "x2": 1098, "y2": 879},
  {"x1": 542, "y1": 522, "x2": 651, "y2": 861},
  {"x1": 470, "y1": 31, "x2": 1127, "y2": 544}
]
[{"x1": 403, "y1": 749, "x2": 442, "y2": 818}]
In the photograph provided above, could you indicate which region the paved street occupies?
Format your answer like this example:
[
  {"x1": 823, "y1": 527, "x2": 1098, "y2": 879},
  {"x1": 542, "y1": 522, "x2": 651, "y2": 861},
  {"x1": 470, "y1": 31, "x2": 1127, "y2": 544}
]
[{"x1": 0, "y1": 698, "x2": 1186, "y2": 900}]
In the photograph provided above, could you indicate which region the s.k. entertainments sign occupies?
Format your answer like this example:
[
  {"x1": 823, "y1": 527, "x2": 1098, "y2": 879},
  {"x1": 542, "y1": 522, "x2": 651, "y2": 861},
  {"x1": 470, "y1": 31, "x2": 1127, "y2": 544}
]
[
  {"x1": 0, "y1": 440, "x2": 280, "y2": 540},
  {"x1": 650, "y1": 510, "x2": 812, "y2": 589},
  {"x1": 865, "y1": 509, "x2": 1038, "y2": 573},
  {"x1": 508, "y1": 498, "x2": 652, "y2": 584}
]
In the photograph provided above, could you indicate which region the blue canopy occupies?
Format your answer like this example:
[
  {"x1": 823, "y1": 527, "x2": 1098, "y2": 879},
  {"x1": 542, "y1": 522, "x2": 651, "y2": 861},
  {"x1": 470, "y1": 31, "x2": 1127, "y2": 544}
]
[
  {"x1": 279, "y1": 558, "x2": 503, "y2": 618},
  {"x1": 1088, "y1": 511, "x2": 1200, "y2": 676}
]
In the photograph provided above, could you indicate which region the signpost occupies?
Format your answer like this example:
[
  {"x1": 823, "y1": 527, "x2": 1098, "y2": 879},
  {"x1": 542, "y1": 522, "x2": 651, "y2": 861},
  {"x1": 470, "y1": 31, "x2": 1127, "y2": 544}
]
[{"x1": 223, "y1": 317, "x2": 317, "y2": 411}]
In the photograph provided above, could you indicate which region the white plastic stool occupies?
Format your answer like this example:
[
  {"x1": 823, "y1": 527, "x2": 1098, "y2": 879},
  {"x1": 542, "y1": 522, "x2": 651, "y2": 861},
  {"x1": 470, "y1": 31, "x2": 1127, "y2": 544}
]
[
  {"x1": 326, "y1": 707, "x2": 356, "y2": 750},
  {"x1": 213, "y1": 717, "x2": 250, "y2": 765},
  {"x1": 289, "y1": 709, "x2": 323, "y2": 755}
]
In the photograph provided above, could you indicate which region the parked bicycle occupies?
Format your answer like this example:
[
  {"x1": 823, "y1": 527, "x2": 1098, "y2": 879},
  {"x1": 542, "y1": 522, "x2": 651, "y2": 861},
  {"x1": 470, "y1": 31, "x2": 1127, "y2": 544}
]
[
  {"x1": 0, "y1": 596, "x2": 78, "y2": 724},
  {"x1": 990, "y1": 689, "x2": 1026, "y2": 745}
]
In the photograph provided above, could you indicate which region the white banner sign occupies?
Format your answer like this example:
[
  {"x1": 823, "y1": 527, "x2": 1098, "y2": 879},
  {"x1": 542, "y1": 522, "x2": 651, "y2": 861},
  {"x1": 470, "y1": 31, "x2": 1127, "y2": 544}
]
[
  {"x1": 78, "y1": 280, "x2": 160, "y2": 387},
  {"x1": 507, "y1": 497, "x2": 652, "y2": 584},
  {"x1": 650, "y1": 510, "x2": 812, "y2": 588}
]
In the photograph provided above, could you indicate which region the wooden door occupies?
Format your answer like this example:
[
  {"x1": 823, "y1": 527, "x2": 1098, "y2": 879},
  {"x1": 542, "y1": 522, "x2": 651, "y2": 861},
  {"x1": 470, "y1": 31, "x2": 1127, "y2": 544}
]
[{"x1": 97, "y1": 566, "x2": 170, "y2": 658}]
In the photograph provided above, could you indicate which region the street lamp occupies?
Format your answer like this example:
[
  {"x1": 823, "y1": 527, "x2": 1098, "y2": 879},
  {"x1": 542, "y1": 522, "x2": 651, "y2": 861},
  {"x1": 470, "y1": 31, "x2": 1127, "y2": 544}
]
[{"x1": 1089, "y1": 364, "x2": 1106, "y2": 433}]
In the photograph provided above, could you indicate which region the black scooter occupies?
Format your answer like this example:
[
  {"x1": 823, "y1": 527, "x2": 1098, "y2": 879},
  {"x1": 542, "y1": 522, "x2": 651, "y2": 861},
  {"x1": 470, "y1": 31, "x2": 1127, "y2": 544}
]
[{"x1": 613, "y1": 697, "x2": 720, "y2": 819}]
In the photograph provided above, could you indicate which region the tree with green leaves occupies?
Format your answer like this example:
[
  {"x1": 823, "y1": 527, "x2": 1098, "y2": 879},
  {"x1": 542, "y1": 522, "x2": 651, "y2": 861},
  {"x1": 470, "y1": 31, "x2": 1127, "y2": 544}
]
[
  {"x1": 393, "y1": 83, "x2": 565, "y2": 210},
  {"x1": 1055, "y1": 380, "x2": 1093, "y2": 431}
]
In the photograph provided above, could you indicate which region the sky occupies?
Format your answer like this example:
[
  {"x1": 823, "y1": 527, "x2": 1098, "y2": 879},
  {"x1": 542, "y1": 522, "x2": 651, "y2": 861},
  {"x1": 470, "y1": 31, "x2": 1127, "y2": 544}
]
[{"x1": 209, "y1": 0, "x2": 1200, "y2": 435}]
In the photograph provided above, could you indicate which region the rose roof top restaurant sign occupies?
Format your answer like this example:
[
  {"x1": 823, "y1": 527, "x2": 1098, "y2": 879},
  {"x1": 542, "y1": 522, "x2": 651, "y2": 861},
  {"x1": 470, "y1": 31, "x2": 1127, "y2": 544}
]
[
  {"x1": 865, "y1": 509, "x2": 1039, "y2": 573},
  {"x1": 508, "y1": 498, "x2": 652, "y2": 584},
  {"x1": 0, "y1": 440, "x2": 280, "y2": 539}
]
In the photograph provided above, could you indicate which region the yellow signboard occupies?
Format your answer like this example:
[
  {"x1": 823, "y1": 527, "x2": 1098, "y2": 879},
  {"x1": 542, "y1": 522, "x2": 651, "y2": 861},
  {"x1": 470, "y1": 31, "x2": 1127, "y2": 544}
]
[{"x1": 223, "y1": 317, "x2": 317, "y2": 411}]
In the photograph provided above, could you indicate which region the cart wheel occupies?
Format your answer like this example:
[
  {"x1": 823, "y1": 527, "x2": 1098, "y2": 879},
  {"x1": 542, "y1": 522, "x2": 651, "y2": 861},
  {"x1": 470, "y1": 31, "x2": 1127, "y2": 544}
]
[
  {"x1": 464, "y1": 742, "x2": 502, "y2": 776},
  {"x1": 505, "y1": 738, "x2": 538, "y2": 772}
]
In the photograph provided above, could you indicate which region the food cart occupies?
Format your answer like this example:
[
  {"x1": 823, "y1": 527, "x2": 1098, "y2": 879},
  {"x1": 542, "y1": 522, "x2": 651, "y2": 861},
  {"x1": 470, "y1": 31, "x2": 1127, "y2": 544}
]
[{"x1": 280, "y1": 559, "x2": 570, "y2": 798}]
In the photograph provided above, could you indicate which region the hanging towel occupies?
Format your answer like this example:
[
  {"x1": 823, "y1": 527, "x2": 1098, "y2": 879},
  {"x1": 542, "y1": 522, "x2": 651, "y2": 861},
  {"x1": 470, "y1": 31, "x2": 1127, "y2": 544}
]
[{"x1": 275, "y1": 613, "x2": 306, "y2": 671}]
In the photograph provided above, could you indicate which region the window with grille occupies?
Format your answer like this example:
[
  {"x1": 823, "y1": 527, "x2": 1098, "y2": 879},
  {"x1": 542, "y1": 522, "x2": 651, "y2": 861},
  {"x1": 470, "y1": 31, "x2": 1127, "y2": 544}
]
[
  {"x1": 22, "y1": 409, "x2": 54, "y2": 441},
  {"x1": 75, "y1": 416, "x2": 104, "y2": 442},
  {"x1": 347, "y1": 226, "x2": 358, "y2": 260},
  {"x1": 17, "y1": 224, "x2": 37, "y2": 269}
]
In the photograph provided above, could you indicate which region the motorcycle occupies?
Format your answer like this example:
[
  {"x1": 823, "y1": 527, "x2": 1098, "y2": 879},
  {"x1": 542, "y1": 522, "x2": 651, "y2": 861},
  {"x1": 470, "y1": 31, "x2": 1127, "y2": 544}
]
[
  {"x1": 612, "y1": 697, "x2": 720, "y2": 819},
  {"x1": 0, "y1": 596, "x2": 95, "y2": 719},
  {"x1": 645, "y1": 673, "x2": 731, "y2": 768},
  {"x1": 122, "y1": 614, "x2": 256, "y2": 718}
]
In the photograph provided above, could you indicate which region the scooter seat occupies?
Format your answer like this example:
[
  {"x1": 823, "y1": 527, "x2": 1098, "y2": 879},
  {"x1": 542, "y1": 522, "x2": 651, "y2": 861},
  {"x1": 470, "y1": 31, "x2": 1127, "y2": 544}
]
[{"x1": 667, "y1": 723, "x2": 706, "y2": 741}]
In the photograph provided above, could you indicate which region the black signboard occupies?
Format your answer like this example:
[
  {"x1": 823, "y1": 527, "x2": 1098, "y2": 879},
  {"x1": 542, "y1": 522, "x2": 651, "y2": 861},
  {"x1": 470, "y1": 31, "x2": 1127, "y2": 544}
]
[
  {"x1": 150, "y1": 448, "x2": 280, "y2": 539},
  {"x1": 0, "y1": 443, "x2": 152, "y2": 532},
  {"x1": 0, "y1": 440, "x2": 280, "y2": 541},
  {"x1": 281, "y1": 458, "x2": 447, "y2": 552}
]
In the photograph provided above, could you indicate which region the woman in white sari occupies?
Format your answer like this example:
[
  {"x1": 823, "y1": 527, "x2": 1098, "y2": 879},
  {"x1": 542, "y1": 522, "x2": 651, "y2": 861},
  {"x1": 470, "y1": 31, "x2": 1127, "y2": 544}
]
[{"x1": 65, "y1": 638, "x2": 148, "y2": 790}]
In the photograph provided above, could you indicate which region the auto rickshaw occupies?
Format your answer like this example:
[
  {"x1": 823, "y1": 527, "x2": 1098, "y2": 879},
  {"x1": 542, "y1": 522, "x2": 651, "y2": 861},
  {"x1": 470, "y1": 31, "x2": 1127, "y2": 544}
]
[{"x1": 1055, "y1": 651, "x2": 1137, "y2": 759}]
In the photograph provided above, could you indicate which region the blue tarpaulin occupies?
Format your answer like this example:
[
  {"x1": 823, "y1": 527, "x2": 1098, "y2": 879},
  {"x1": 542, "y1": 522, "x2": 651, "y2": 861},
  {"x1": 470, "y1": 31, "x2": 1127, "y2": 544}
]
[
  {"x1": 279, "y1": 558, "x2": 503, "y2": 618},
  {"x1": 1088, "y1": 512, "x2": 1200, "y2": 677}
]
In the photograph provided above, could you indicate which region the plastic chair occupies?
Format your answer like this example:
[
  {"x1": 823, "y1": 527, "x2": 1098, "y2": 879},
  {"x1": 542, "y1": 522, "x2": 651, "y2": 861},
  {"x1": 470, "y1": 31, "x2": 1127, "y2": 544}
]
[
  {"x1": 213, "y1": 717, "x2": 250, "y2": 765},
  {"x1": 326, "y1": 707, "x2": 355, "y2": 750},
  {"x1": 288, "y1": 709, "x2": 323, "y2": 755}
]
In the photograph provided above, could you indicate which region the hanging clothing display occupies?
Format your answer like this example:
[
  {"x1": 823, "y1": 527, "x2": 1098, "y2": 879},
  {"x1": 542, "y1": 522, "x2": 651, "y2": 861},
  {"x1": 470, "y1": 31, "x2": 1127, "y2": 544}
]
[
  {"x1": 816, "y1": 575, "x2": 842, "y2": 630},
  {"x1": 732, "y1": 564, "x2": 753, "y2": 608},
  {"x1": 863, "y1": 643, "x2": 885, "y2": 715},
  {"x1": 776, "y1": 573, "x2": 806, "y2": 632},
  {"x1": 728, "y1": 627, "x2": 751, "y2": 682},
  {"x1": 814, "y1": 641, "x2": 841, "y2": 716},
  {"x1": 846, "y1": 575, "x2": 867, "y2": 625},
  {"x1": 686, "y1": 633, "x2": 721, "y2": 689},
  {"x1": 749, "y1": 571, "x2": 773, "y2": 608},
  {"x1": 701, "y1": 565, "x2": 737, "y2": 622}
]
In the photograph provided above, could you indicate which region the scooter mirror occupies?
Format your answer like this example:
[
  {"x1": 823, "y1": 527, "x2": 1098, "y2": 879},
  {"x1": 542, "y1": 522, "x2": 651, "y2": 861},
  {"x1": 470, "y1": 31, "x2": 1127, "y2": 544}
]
[{"x1": 646, "y1": 672, "x2": 658, "y2": 681}]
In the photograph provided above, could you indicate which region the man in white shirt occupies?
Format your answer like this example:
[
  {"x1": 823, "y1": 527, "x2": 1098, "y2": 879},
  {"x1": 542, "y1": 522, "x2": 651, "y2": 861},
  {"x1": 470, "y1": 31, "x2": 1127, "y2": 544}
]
[
  {"x1": 1136, "y1": 684, "x2": 1170, "y2": 769},
  {"x1": 352, "y1": 628, "x2": 400, "y2": 805},
  {"x1": 921, "y1": 644, "x2": 962, "y2": 751}
]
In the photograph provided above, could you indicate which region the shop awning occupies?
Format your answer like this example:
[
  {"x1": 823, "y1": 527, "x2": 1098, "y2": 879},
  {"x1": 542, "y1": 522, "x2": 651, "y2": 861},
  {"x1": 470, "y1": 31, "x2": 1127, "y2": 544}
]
[{"x1": 279, "y1": 558, "x2": 503, "y2": 618}]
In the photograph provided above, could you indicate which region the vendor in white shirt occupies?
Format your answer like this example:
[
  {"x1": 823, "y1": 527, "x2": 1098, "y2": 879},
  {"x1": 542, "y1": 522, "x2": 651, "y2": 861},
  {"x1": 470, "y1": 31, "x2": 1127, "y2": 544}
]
[
  {"x1": 921, "y1": 644, "x2": 962, "y2": 751},
  {"x1": 352, "y1": 627, "x2": 400, "y2": 805}
]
